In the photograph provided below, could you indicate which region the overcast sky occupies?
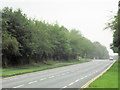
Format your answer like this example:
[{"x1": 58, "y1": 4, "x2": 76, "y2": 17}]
[{"x1": 1, "y1": 0, "x2": 118, "y2": 56}]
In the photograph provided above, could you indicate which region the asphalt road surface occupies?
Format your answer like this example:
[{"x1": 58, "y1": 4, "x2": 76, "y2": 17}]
[{"x1": 1, "y1": 60, "x2": 115, "y2": 89}]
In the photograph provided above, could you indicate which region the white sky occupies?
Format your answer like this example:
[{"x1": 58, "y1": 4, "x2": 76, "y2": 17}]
[{"x1": 1, "y1": 0, "x2": 118, "y2": 56}]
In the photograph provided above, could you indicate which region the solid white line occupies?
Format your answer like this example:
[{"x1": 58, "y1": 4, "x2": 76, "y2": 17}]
[
  {"x1": 28, "y1": 81, "x2": 37, "y2": 84},
  {"x1": 40, "y1": 78, "x2": 46, "y2": 80},
  {"x1": 13, "y1": 84, "x2": 24, "y2": 88}
]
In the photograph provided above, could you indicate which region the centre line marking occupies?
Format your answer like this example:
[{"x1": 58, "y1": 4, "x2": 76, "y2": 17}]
[
  {"x1": 40, "y1": 78, "x2": 46, "y2": 80},
  {"x1": 49, "y1": 76, "x2": 54, "y2": 78},
  {"x1": 28, "y1": 81, "x2": 37, "y2": 84},
  {"x1": 13, "y1": 84, "x2": 24, "y2": 88}
]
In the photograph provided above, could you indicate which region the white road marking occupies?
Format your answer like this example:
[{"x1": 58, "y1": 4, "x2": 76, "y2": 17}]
[
  {"x1": 13, "y1": 84, "x2": 24, "y2": 88},
  {"x1": 40, "y1": 78, "x2": 46, "y2": 80},
  {"x1": 68, "y1": 82, "x2": 74, "y2": 86},
  {"x1": 28, "y1": 81, "x2": 37, "y2": 84},
  {"x1": 81, "y1": 77, "x2": 84, "y2": 79},
  {"x1": 62, "y1": 86, "x2": 67, "y2": 88},
  {"x1": 62, "y1": 74, "x2": 65, "y2": 75},
  {"x1": 75, "y1": 79, "x2": 79, "y2": 82},
  {"x1": 49, "y1": 76, "x2": 54, "y2": 78}
]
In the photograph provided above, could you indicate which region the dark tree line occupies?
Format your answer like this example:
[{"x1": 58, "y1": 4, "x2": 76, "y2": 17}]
[
  {"x1": 106, "y1": 1, "x2": 120, "y2": 60},
  {"x1": 1, "y1": 7, "x2": 109, "y2": 67}
]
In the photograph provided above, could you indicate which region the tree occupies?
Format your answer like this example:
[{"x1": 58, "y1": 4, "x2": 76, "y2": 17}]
[
  {"x1": 105, "y1": 1, "x2": 120, "y2": 58},
  {"x1": 2, "y1": 31, "x2": 20, "y2": 67},
  {"x1": 2, "y1": 7, "x2": 109, "y2": 67}
]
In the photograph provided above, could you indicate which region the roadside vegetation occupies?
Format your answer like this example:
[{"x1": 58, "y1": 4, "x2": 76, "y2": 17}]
[
  {"x1": 88, "y1": 60, "x2": 118, "y2": 88},
  {"x1": 1, "y1": 58, "x2": 90, "y2": 77},
  {"x1": 105, "y1": 1, "x2": 120, "y2": 59},
  {"x1": 1, "y1": 7, "x2": 109, "y2": 68}
]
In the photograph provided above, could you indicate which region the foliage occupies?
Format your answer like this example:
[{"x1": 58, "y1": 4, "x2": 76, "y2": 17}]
[
  {"x1": 2, "y1": 31, "x2": 20, "y2": 66},
  {"x1": 2, "y1": 7, "x2": 109, "y2": 67},
  {"x1": 105, "y1": 1, "x2": 120, "y2": 56}
]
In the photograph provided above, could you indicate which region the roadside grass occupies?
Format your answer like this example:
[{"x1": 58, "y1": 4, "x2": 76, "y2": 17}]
[
  {"x1": 2, "y1": 58, "x2": 90, "y2": 77},
  {"x1": 0, "y1": 68, "x2": 19, "y2": 72},
  {"x1": 88, "y1": 60, "x2": 118, "y2": 88}
]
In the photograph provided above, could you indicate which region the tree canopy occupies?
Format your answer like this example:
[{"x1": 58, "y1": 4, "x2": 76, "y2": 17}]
[
  {"x1": 105, "y1": 1, "x2": 120, "y2": 57},
  {"x1": 1, "y1": 7, "x2": 109, "y2": 67}
]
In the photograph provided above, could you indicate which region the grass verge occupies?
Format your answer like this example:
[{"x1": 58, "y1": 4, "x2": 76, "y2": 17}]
[
  {"x1": 88, "y1": 60, "x2": 118, "y2": 88},
  {"x1": 2, "y1": 58, "x2": 90, "y2": 77}
]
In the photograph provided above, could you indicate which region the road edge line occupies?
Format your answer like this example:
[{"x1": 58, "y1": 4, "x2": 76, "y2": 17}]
[{"x1": 81, "y1": 60, "x2": 116, "y2": 88}]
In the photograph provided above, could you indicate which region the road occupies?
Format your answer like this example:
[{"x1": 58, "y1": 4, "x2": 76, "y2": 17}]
[{"x1": 1, "y1": 60, "x2": 115, "y2": 89}]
